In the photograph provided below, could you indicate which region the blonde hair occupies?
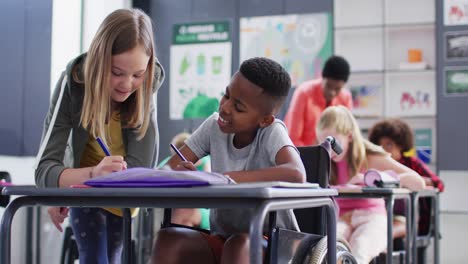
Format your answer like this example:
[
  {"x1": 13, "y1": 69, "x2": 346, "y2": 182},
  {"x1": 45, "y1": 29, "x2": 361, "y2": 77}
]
[
  {"x1": 78, "y1": 8, "x2": 156, "y2": 146},
  {"x1": 316, "y1": 106, "x2": 387, "y2": 184}
]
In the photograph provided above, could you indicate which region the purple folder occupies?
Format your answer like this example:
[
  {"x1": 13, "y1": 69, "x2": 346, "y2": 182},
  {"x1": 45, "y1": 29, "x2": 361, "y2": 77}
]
[{"x1": 84, "y1": 167, "x2": 231, "y2": 188}]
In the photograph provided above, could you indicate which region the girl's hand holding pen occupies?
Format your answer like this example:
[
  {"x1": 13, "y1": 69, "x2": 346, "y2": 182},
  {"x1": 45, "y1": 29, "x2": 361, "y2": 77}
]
[
  {"x1": 92, "y1": 136, "x2": 127, "y2": 178},
  {"x1": 92, "y1": 156, "x2": 127, "y2": 178}
]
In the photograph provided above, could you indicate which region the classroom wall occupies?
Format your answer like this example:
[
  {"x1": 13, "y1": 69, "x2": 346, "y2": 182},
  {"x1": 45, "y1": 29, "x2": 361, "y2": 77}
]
[
  {"x1": 0, "y1": 0, "x2": 52, "y2": 156},
  {"x1": 434, "y1": 2, "x2": 468, "y2": 260},
  {"x1": 137, "y1": 0, "x2": 333, "y2": 162},
  {"x1": 436, "y1": 0, "x2": 468, "y2": 171}
]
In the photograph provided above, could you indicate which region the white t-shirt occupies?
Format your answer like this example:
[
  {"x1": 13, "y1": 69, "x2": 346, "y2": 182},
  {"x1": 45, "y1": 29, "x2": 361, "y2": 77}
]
[{"x1": 186, "y1": 112, "x2": 302, "y2": 236}]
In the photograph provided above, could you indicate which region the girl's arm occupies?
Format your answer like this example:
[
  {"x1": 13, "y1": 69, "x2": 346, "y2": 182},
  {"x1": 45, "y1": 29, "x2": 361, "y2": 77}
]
[
  {"x1": 224, "y1": 146, "x2": 306, "y2": 183},
  {"x1": 58, "y1": 156, "x2": 127, "y2": 187},
  {"x1": 367, "y1": 154, "x2": 425, "y2": 191},
  {"x1": 35, "y1": 73, "x2": 72, "y2": 188}
]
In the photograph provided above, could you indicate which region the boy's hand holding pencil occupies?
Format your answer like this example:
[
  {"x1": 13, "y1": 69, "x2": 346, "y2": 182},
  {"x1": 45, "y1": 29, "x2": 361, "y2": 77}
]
[{"x1": 171, "y1": 143, "x2": 197, "y2": 171}]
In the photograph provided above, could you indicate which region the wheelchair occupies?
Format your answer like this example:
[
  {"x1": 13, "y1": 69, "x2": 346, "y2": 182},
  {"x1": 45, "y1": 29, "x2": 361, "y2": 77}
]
[
  {"x1": 160, "y1": 137, "x2": 357, "y2": 264},
  {"x1": 279, "y1": 138, "x2": 357, "y2": 264}
]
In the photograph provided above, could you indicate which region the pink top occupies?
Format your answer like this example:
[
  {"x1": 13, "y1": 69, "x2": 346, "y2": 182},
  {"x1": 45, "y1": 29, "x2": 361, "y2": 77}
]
[
  {"x1": 284, "y1": 78, "x2": 353, "y2": 146},
  {"x1": 333, "y1": 160, "x2": 386, "y2": 216}
]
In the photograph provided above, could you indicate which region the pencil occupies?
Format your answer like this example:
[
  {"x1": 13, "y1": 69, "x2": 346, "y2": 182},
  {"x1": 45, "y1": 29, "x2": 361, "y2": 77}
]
[
  {"x1": 96, "y1": 137, "x2": 111, "y2": 156},
  {"x1": 170, "y1": 143, "x2": 187, "y2": 162}
]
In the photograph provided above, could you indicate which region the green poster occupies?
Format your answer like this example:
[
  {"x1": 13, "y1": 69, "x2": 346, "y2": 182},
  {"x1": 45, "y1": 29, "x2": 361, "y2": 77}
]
[
  {"x1": 446, "y1": 67, "x2": 468, "y2": 95},
  {"x1": 170, "y1": 22, "x2": 232, "y2": 120},
  {"x1": 414, "y1": 128, "x2": 432, "y2": 164}
]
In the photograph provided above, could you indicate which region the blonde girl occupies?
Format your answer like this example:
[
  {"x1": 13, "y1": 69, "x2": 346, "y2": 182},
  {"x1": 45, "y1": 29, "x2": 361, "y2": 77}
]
[
  {"x1": 316, "y1": 106, "x2": 424, "y2": 263},
  {"x1": 35, "y1": 8, "x2": 164, "y2": 263}
]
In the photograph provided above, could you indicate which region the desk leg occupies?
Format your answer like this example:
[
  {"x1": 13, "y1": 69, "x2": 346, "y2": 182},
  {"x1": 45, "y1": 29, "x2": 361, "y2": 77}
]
[
  {"x1": 250, "y1": 202, "x2": 268, "y2": 264},
  {"x1": 385, "y1": 196, "x2": 394, "y2": 264},
  {"x1": 405, "y1": 196, "x2": 413, "y2": 264},
  {"x1": 0, "y1": 196, "x2": 36, "y2": 264},
  {"x1": 326, "y1": 202, "x2": 336, "y2": 264},
  {"x1": 434, "y1": 194, "x2": 440, "y2": 264},
  {"x1": 122, "y1": 208, "x2": 132, "y2": 264},
  {"x1": 411, "y1": 193, "x2": 419, "y2": 264}
]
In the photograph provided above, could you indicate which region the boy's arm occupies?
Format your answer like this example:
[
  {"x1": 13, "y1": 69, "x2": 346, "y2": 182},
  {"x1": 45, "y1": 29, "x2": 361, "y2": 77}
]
[
  {"x1": 224, "y1": 146, "x2": 306, "y2": 183},
  {"x1": 166, "y1": 144, "x2": 200, "y2": 170}
]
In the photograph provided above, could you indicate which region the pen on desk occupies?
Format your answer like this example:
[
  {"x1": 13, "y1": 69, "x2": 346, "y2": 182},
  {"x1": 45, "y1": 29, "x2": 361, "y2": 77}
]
[
  {"x1": 96, "y1": 137, "x2": 111, "y2": 156},
  {"x1": 170, "y1": 143, "x2": 188, "y2": 162}
]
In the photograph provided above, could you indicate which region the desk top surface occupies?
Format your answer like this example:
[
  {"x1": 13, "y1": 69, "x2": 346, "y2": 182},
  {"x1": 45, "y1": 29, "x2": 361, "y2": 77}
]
[
  {"x1": 337, "y1": 187, "x2": 439, "y2": 196},
  {"x1": 2, "y1": 185, "x2": 337, "y2": 199},
  {"x1": 338, "y1": 187, "x2": 411, "y2": 194}
]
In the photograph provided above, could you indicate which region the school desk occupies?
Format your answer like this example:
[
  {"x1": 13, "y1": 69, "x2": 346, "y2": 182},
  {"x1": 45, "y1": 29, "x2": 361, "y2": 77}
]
[
  {"x1": 337, "y1": 187, "x2": 413, "y2": 264},
  {"x1": 0, "y1": 185, "x2": 338, "y2": 264}
]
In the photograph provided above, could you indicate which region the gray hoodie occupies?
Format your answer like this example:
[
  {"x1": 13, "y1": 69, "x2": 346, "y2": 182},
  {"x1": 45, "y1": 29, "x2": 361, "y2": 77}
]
[{"x1": 34, "y1": 53, "x2": 165, "y2": 187}]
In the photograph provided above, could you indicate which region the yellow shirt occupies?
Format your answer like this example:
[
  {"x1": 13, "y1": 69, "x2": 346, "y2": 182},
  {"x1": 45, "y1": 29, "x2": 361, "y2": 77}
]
[{"x1": 80, "y1": 111, "x2": 139, "y2": 217}]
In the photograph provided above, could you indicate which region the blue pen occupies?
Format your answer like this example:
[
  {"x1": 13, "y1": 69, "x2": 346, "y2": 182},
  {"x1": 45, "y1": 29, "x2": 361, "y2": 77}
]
[
  {"x1": 96, "y1": 137, "x2": 111, "y2": 156},
  {"x1": 170, "y1": 143, "x2": 187, "y2": 162}
]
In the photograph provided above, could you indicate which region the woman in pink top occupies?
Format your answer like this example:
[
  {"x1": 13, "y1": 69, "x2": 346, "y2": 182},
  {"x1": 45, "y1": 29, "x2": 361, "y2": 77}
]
[{"x1": 316, "y1": 106, "x2": 425, "y2": 264}]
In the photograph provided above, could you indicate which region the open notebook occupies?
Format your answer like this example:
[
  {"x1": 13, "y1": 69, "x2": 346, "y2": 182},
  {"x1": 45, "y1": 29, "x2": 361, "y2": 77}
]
[{"x1": 84, "y1": 167, "x2": 318, "y2": 188}]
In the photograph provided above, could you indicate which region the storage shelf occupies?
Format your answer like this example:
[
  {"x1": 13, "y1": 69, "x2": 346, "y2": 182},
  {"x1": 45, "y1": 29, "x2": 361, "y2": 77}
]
[
  {"x1": 335, "y1": 25, "x2": 383, "y2": 30},
  {"x1": 334, "y1": 0, "x2": 384, "y2": 28},
  {"x1": 334, "y1": 0, "x2": 437, "y2": 163}
]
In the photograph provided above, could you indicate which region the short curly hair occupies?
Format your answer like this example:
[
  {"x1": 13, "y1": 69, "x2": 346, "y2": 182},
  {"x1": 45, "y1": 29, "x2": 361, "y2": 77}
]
[
  {"x1": 239, "y1": 57, "x2": 291, "y2": 113},
  {"x1": 368, "y1": 118, "x2": 414, "y2": 152},
  {"x1": 322, "y1": 55, "x2": 350, "y2": 82}
]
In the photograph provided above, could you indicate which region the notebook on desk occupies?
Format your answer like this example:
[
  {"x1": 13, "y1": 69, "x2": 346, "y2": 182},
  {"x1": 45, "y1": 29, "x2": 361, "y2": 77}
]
[{"x1": 84, "y1": 167, "x2": 232, "y2": 188}]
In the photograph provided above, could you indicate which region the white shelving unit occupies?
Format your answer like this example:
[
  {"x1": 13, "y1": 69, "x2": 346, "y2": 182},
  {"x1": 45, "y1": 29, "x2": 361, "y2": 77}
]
[{"x1": 334, "y1": 0, "x2": 437, "y2": 163}]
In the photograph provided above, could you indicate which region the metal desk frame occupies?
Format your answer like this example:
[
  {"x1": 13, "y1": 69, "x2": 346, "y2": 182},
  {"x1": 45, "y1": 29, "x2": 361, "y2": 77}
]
[
  {"x1": 411, "y1": 189, "x2": 440, "y2": 264},
  {"x1": 338, "y1": 188, "x2": 412, "y2": 264},
  {"x1": 0, "y1": 185, "x2": 337, "y2": 264}
]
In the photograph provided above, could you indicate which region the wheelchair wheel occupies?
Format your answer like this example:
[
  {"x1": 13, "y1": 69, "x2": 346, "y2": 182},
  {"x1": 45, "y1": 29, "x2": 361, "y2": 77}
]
[
  {"x1": 291, "y1": 236, "x2": 358, "y2": 264},
  {"x1": 308, "y1": 237, "x2": 357, "y2": 264}
]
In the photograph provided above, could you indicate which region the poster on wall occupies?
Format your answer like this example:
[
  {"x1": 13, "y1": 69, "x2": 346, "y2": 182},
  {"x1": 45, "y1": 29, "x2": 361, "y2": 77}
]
[
  {"x1": 240, "y1": 13, "x2": 332, "y2": 86},
  {"x1": 444, "y1": 0, "x2": 468, "y2": 26},
  {"x1": 386, "y1": 72, "x2": 436, "y2": 117},
  {"x1": 445, "y1": 67, "x2": 468, "y2": 96},
  {"x1": 170, "y1": 22, "x2": 232, "y2": 120},
  {"x1": 445, "y1": 31, "x2": 468, "y2": 61},
  {"x1": 349, "y1": 84, "x2": 384, "y2": 117},
  {"x1": 347, "y1": 74, "x2": 384, "y2": 117},
  {"x1": 414, "y1": 128, "x2": 433, "y2": 164}
]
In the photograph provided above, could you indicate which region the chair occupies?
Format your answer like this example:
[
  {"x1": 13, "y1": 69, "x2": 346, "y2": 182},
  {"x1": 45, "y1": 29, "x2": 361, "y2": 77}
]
[
  {"x1": 60, "y1": 226, "x2": 79, "y2": 264},
  {"x1": 273, "y1": 141, "x2": 356, "y2": 264},
  {"x1": 161, "y1": 139, "x2": 355, "y2": 263},
  {"x1": 293, "y1": 144, "x2": 332, "y2": 235}
]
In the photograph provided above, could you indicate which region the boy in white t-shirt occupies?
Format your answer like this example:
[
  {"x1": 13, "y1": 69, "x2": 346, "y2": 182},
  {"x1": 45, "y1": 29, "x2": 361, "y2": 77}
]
[{"x1": 151, "y1": 57, "x2": 306, "y2": 263}]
